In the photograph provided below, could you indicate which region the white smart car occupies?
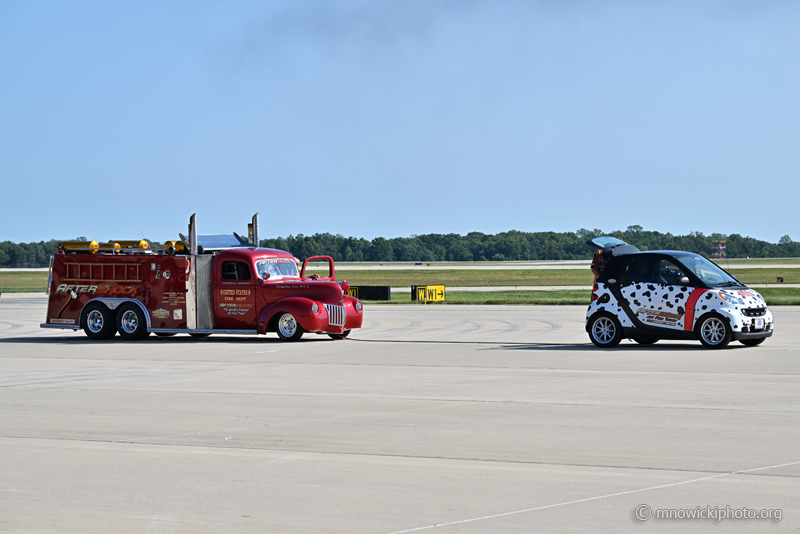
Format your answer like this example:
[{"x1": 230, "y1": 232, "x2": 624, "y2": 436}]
[{"x1": 585, "y1": 237, "x2": 773, "y2": 349}]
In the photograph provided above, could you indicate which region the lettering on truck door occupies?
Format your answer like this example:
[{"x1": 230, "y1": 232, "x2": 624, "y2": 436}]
[{"x1": 213, "y1": 260, "x2": 257, "y2": 329}]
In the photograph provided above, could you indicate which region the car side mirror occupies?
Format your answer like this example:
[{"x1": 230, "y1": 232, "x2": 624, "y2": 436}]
[
  {"x1": 262, "y1": 273, "x2": 270, "y2": 281},
  {"x1": 677, "y1": 276, "x2": 690, "y2": 285}
]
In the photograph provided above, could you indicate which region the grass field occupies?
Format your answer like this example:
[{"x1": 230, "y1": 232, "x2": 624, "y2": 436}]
[
  {"x1": 337, "y1": 267, "x2": 800, "y2": 287},
  {"x1": 2, "y1": 269, "x2": 799, "y2": 305},
  {"x1": 366, "y1": 288, "x2": 800, "y2": 306},
  {"x1": 0, "y1": 271, "x2": 48, "y2": 293}
]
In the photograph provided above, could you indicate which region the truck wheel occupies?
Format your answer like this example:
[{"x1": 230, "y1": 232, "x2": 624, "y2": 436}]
[
  {"x1": 82, "y1": 302, "x2": 117, "y2": 340},
  {"x1": 116, "y1": 303, "x2": 149, "y2": 341},
  {"x1": 328, "y1": 330, "x2": 351, "y2": 340},
  {"x1": 276, "y1": 312, "x2": 304, "y2": 341},
  {"x1": 739, "y1": 337, "x2": 766, "y2": 347},
  {"x1": 695, "y1": 313, "x2": 732, "y2": 349},
  {"x1": 588, "y1": 313, "x2": 622, "y2": 348}
]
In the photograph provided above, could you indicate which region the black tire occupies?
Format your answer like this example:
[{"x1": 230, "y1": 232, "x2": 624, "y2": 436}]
[
  {"x1": 328, "y1": 329, "x2": 351, "y2": 340},
  {"x1": 276, "y1": 312, "x2": 304, "y2": 341},
  {"x1": 633, "y1": 337, "x2": 658, "y2": 345},
  {"x1": 155, "y1": 333, "x2": 176, "y2": 337},
  {"x1": 695, "y1": 313, "x2": 732, "y2": 349},
  {"x1": 116, "y1": 303, "x2": 149, "y2": 341},
  {"x1": 739, "y1": 337, "x2": 766, "y2": 347},
  {"x1": 588, "y1": 313, "x2": 623, "y2": 348},
  {"x1": 82, "y1": 302, "x2": 117, "y2": 340}
]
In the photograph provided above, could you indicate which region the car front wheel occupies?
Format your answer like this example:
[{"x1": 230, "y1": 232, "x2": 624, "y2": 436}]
[
  {"x1": 696, "y1": 314, "x2": 732, "y2": 349},
  {"x1": 588, "y1": 313, "x2": 622, "y2": 348},
  {"x1": 276, "y1": 312, "x2": 304, "y2": 341}
]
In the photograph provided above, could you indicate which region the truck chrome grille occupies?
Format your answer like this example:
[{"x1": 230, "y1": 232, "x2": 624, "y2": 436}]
[{"x1": 324, "y1": 304, "x2": 346, "y2": 327}]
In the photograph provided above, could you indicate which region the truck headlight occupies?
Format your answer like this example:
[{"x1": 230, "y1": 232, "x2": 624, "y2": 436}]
[
  {"x1": 355, "y1": 301, "x2": 362, "y2": 311},
  {"x1": 312, "y1": 303, "x2": 319, "y2": 313}
]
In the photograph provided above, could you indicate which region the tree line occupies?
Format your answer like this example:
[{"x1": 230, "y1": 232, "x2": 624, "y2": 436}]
[
  {"x1": 1, "y1": 228, "x2": 798, "y2": 268},
  {"x1": 260, "y1": 226, "x2": 800, "y2": 263}
]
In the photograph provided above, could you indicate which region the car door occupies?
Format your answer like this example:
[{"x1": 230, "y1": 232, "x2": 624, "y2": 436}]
[
  {"x1": 620, "y1": 255, "x2": 696, "y2": 331},
  {"x1": 213, "y1": 259, "x2": 257, "y2": 329}
]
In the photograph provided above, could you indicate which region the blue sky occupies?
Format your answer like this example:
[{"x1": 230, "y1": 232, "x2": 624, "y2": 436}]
[{"x1": 1, "y1": 1, "x2": 798, "y2": 244}]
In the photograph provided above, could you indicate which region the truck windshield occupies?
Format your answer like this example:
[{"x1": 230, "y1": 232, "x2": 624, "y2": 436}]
[
  {"x1": 679, "y1": 255, "x2": 741, "y2": 287},
  {"x1": 256, "y1": 258, "x2": 299, "y2": 280}
]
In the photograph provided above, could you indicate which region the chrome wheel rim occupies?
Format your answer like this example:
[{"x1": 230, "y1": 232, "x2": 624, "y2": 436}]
[
  {"x1": 278, "y1": 314, "x2": 297, "y2": 337},
  {"x1": 120, "y1": 310, "x2": 139, "y2": 334},
  {"x1": 701, "y1": 317, "x2": 726, "y2": 345},
  {"x1": 592, "y1": 317, "x2": 616, "y2": 344},
  {"x1": 87, "y1": 310, "x2": 104, "y2": 333}
]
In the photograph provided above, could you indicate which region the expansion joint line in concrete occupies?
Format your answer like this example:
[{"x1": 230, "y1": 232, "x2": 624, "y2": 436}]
[{"x1": 384, "y1": 459, "x2": 800, "y2": 534}]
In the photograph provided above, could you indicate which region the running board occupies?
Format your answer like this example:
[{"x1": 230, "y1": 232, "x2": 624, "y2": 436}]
[
  {"x1": 150, "y1": 328, "x2": 258, "y2": 335},
  {"x1": 40, "y1": 323, "x2": 81, "y2": 331}
]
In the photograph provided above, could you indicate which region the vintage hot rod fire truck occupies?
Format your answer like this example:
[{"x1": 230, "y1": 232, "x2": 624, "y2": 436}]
[{"x1": 40, "y1": 214, "x2": 363, "y2": 341}]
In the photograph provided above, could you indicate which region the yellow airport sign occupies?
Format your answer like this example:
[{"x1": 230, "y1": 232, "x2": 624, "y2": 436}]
[{"x1": 415, "y1": 285, "x2": 445, "y2": 303}]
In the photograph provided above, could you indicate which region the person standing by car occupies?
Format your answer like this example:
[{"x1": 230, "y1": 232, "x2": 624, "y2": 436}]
[{"x1": 591, "y1": 249, "x2": 611, "y2": 283}]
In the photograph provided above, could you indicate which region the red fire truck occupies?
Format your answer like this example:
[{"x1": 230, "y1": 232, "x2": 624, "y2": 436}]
[{"x1": 40, "y1": 214, "x2": 363, "y2": 341}]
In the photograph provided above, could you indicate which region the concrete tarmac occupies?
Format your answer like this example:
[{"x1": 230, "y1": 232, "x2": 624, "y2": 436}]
[{"x1": 1, "y1": 294, "x2": 798, "y2": 533}]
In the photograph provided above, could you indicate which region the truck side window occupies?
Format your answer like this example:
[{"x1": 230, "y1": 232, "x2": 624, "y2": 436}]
[{"x1": 221, "y1": 261, "x2": 251, "y2": 281}]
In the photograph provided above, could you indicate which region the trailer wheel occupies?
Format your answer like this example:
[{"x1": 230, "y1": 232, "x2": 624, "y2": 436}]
[
  {"x1": 81, "y1": 302, "x2": 117, "y2": 340},
  {"x1": 116, "y1": 303, "x2": 149, "y2": 341},
  {"x1": 328, "y1": 330, "x2": 351, "y2": 340},
  {"x1": 276, "y1": 312, "x2": 304, "y2": 341}
]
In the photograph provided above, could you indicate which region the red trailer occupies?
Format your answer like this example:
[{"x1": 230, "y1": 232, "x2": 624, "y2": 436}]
[{"x1": 41, "y1": 214, "x2": 363, "y2": 341}]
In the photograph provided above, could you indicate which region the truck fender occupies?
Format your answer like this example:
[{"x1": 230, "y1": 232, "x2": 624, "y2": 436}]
[
  {"x1": 257, "y1": 297, "x2": 320, "y2": 335},
  {"x1": 342, "y1": 295, "x2": 363, "y2": 331},
  {"x1": 80, "y1": 298, "x2": 151, "y2": 329}
]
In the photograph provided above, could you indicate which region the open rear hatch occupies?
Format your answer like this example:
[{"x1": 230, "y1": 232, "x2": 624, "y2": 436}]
[{"x1": 586, "y1": 236, "x2": 639, "y2": 256}]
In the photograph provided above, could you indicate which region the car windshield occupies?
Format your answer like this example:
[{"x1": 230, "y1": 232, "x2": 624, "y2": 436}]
[
  {"x1": 679, "y1": 255, "x2": 741, "y2": 287},
  {"x1": 256, "y1": 258, "x2": 299, "y2": 280}
]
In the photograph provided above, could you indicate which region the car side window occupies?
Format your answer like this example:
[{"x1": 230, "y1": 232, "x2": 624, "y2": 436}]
[
  {"x1": 658, "y1": 259, "x2": 687, "y2": 285},
  {"x1": 221, "y1": 261, "x2": 251, "y2": 281},
  {"x1": 620, "y1": 258, "x2": 640, "y2": 283}
]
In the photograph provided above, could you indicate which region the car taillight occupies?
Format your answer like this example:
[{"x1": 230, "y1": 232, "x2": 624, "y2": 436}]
[{"x1": 591, "y1": 283, "x2": 599, "y2": 301}]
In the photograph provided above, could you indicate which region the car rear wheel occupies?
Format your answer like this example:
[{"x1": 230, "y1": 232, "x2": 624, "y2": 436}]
[
  {"x1": 276, "y1": 312, "x2": 304, "y2": 341},
  {"x1": 696, "y1": 314, "x2": 732, "y2": 349},
  {"x1": 116, "y1": 303, "x2": 149, "y2": 341},
  {"x1": 739, "y1": 337, "x2": 766, "y2": 347},
  {"x1": 328, "y1": 329, "x2": 351, "y2": 340},
  {"x1": 82, "y1": 302, "x2": 117, "y2": 340},
  {"x1": 588, "y1": 313, "x2": 622, "y2": 348}
]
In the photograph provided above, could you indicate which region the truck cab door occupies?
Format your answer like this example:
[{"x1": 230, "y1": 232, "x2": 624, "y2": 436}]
[{"x1": 213, "y1": 260, "x2": 257, "y2": 329}]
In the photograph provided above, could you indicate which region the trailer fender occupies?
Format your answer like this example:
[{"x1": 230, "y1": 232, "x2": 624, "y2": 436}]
[
  {"x1": 80, "y1": 298, "x2": 151, "y2": 329},
  {"x1": 257, "y1": 297, "x2": 324, "y2": 335}
]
